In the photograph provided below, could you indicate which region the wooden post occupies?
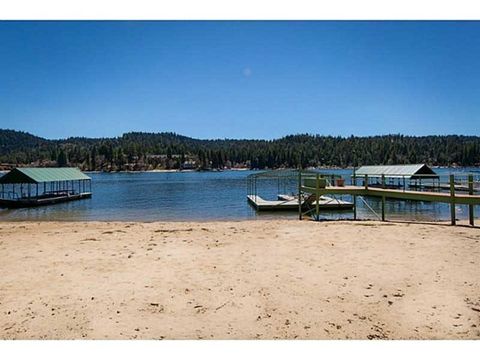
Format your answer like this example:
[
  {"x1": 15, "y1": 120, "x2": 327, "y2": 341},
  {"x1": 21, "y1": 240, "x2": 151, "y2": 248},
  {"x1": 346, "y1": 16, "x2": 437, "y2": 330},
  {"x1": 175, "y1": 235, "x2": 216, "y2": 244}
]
[
  {"x1": 468, "y1": 174, "x2": 474, "y2": 226},
  {"x1": 450, "y1": 174, "x2": 456, "y2": 226},
  {"x1": 364, "y1": 174, "x2": 368, "y2": 190},
  {"x1": 298, "y1": 171, "x2": 302, "y2": 220},
  {"x1": 353, "y1": 195, "x2": 357, "y2": 220},
  {"x1": 315, "y1": 174, "x2": 320, "y2": 221},
  {"x1": 381, "y1": 174, "x2": 386, "y2": 221}
]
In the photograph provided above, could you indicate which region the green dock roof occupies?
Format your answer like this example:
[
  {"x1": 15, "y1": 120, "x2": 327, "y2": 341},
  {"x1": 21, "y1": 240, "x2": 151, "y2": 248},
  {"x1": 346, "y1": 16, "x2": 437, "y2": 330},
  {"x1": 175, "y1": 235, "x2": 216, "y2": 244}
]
[
  {"x1": 355, "y1": 164, "x2": 438, "y2": 179},
  {"x1": 0, "y1": 167, "x2": 91, "y2": 184}
]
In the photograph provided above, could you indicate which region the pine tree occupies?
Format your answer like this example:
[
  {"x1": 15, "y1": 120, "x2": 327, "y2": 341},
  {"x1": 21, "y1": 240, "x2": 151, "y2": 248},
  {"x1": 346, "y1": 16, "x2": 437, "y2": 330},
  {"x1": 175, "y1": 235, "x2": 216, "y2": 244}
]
[{"x1": 57, "y1": 149, "x2": 68, "y2": 167}]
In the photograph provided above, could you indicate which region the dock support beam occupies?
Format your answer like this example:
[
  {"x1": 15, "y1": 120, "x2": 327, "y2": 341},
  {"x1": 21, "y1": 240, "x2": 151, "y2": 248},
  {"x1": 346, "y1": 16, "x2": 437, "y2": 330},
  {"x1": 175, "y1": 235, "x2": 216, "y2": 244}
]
[
  {"x1": 469, "y1": 174, "x2": 474, "y2": 226},
  {"x1": 364, "y1": 174, "x2": 368, "y2": 190},
  {"x1": 450, "y1": 174, "x2": 456, "y2": 226},
  {"x1": 353, "y1": 195, "x2": 357, "y2": 220},
  {"x1": 381, "y1": 174, "x2": 386, "y2": 221},
  {"x1": 298, "y1": 171, "x2": 302, "y2": 220},
  {"x1": 315, "y1": 174, "x2": 320, "y2": 221}
]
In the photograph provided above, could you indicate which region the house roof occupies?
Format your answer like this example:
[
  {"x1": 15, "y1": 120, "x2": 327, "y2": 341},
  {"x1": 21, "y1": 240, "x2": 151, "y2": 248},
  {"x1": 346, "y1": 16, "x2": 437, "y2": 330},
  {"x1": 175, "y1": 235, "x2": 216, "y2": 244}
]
[
  {"x1": 0, "y1": 167, "x2": 91, "y2": 184},
  {"x1": 355, "y1": 164, "x2": 438, "y2": 179}
]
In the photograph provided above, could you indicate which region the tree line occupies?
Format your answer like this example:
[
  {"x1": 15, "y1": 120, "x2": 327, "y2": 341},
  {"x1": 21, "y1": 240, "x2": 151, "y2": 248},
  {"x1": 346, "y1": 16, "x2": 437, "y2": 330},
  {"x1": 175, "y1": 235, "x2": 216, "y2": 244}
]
[{"x1": 0, "y1": 129, "x2": 479, "y2": 171}]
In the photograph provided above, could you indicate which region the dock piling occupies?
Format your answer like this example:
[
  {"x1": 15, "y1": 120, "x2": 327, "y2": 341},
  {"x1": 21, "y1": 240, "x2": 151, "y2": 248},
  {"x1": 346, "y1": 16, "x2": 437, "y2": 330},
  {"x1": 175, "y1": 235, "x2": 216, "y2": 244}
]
[
  {"x1": 468, "y1": 174, "x2": 474, "y2": 226},
  {"x1": 450, "y1": 174, "x2": 456, "y2": 226},
  {"x1": 353, "y1": 195, "x2": 357, "y2": 220},
  {"x1": 298, "y1": 171, "x2": 302, "y2": 220},
  {"x1": 315, "y1": 174, "x2": 320, "y2": 221},
  {"x1": 381, "y1": 174, "x2": 386, "y2": 221}
]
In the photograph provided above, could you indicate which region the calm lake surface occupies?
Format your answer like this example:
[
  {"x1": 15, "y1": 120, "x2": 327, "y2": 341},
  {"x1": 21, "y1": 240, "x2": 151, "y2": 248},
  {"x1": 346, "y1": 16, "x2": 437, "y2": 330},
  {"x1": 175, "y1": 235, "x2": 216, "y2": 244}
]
[{"x1": 1, "y1": 168, "x2": 479, "y2": 222}]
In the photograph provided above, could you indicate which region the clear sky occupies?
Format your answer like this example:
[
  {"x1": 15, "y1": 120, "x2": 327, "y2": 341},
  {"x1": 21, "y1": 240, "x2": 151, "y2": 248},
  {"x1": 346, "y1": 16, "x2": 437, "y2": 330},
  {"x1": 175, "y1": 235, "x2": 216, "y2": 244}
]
[{"x1": 1, "y1": 21, "x2": 479, "y2": 139}]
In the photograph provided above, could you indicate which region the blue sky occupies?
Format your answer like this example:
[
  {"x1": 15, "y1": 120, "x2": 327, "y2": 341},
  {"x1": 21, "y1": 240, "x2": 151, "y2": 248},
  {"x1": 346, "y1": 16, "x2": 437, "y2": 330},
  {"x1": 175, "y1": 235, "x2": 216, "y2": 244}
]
[{"x1": 1, "y1": 21, "x2": 479, "y2": 139}]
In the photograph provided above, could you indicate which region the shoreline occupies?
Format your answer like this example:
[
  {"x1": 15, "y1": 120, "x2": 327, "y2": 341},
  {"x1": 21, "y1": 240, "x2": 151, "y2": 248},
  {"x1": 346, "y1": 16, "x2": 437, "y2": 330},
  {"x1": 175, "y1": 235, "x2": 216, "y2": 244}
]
[
  {"x1": 1, "y1": 219, "x2": 479, "y2": 339},
  {"x1": 0, "y1": 216, "x2": 477, "y2": 227}
]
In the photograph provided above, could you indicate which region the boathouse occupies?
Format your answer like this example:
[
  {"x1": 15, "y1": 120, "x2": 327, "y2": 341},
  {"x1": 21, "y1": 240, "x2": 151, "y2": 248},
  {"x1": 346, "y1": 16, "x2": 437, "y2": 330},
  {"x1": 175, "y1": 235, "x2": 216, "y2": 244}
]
[{"x1": 0, "y1": 167, "x2": 92, "y2": 208}]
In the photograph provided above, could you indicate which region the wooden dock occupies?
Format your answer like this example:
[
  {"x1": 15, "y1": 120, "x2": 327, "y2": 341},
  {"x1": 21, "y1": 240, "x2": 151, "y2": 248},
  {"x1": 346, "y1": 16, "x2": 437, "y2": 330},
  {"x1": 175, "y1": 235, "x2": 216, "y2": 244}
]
[
  {"x1": 0, "y1": 192, "x2": 92, "y2": 208},
  {"x1": 409, "y1": 183, "x2": 480, "y2": 193},
  {"x1": 300, "y1": 185, "x2": 480, "y2": 206},
  {"x1": 300, "y1": 174, "x2": 480, "y2": 225},
  {"x1": 247, "y1": 194, "x2": 353, "y2": 211}
]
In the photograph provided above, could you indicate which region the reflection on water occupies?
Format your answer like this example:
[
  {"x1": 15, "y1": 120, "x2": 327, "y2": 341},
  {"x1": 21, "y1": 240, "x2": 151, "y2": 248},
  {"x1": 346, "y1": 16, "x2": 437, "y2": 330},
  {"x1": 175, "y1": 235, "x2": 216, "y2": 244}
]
[{"x1": 0, "y1": 168, "x2": 479, "y2": 222}]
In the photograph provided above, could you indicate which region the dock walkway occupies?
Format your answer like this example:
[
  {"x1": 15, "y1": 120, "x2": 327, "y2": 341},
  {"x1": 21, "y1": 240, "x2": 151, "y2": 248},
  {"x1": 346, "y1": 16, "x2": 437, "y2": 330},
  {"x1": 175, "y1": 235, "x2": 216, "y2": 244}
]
[
  {"x1": 300, "y1": 182, "x2": 480, "y2": 225},
  {"x1": 301, "y1": 185, "x2": 480, "y2": 206}
]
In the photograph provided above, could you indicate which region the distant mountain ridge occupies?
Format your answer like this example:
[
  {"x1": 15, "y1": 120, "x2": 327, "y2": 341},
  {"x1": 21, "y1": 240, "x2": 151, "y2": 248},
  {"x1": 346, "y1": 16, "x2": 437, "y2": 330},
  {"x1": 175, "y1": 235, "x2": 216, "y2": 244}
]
[{"x1": 1, "y1": 129, "x2": 479, "y2": 170}]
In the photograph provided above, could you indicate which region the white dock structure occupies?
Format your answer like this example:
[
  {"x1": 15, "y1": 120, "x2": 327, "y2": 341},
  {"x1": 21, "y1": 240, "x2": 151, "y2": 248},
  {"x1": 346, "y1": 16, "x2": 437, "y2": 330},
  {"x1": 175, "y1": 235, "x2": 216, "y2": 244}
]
[{"x1": 247, "y1": 194, "x2": 353, "y2": 211}]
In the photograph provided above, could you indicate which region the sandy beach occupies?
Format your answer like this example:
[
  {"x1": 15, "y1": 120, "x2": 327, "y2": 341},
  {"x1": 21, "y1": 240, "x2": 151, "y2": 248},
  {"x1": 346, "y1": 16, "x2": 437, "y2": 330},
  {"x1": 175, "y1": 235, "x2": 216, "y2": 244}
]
[{"x1": 0, "y1": 219, "x2": 479, "y2": 340}]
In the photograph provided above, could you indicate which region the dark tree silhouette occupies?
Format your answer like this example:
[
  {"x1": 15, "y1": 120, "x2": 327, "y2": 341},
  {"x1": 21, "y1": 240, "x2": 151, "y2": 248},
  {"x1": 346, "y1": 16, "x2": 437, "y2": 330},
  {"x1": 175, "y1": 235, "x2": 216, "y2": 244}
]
[{"x1": 1, "y1": 129, "x2": 479, "y2": 171}]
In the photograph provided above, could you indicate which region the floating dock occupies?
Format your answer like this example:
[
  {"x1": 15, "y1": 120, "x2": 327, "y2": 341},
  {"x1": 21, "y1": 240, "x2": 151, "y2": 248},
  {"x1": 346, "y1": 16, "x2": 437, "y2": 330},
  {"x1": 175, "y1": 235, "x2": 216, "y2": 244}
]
[
  {"x1": 0, "y1": 192, "x2": 92, "y2": 208},
  {"x1": 0, "y1": 167, "x2": 92, "y2": 209},
  {"x1": 247, "y1": 194, "x2": 353, "y2": 211}
]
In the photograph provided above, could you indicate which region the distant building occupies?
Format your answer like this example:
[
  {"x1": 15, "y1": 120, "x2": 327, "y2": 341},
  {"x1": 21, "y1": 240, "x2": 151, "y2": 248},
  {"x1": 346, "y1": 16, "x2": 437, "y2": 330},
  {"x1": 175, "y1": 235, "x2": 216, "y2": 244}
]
[{"x1": 181, "y1": 160, "x2": 197, "y2": 170}]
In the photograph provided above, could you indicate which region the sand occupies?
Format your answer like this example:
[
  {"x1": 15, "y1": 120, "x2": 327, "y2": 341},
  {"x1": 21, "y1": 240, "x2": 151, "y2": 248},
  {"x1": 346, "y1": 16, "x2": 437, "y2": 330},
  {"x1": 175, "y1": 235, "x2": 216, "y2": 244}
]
[{"x1": 0, "y1": 219, "x2": 479, "y2": 340}]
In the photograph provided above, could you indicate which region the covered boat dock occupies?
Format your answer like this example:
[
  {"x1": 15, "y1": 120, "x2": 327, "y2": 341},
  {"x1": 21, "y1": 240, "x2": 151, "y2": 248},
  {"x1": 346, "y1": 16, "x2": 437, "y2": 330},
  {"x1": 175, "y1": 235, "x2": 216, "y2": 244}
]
[
  {"x1": 353, "y1": 164, "x2": 439, "y2": 190},
  {"x1": 0, "y1": 167, "x2": 92, "y2": 208}
]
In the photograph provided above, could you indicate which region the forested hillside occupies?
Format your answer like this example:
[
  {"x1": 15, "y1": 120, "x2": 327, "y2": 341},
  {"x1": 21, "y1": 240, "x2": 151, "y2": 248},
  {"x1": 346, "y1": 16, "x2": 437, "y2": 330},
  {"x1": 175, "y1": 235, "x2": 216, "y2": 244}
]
[{"x1": 1, "y1": 129, "x2": 479, "y2": 171}]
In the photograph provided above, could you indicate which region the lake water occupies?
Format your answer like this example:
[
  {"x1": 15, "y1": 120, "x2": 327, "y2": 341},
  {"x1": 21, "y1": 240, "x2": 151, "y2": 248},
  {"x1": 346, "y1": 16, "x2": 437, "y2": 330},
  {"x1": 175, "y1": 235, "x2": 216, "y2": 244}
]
[{"x1": 1, "y1": 168, "x2": 479, "y2": 222}]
